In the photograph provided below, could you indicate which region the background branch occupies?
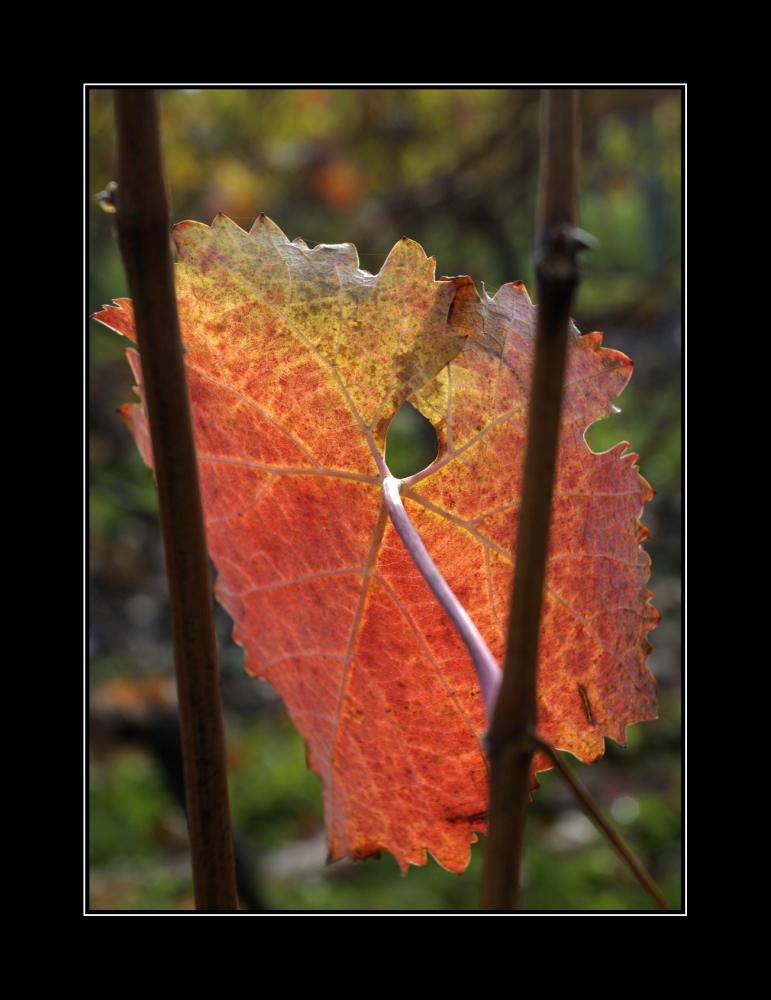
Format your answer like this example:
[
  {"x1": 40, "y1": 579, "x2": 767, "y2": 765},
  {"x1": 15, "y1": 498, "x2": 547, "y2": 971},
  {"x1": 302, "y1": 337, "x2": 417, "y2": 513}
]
[{"x1": 535, "y1": 739, "x2": 671, "y2": 910}]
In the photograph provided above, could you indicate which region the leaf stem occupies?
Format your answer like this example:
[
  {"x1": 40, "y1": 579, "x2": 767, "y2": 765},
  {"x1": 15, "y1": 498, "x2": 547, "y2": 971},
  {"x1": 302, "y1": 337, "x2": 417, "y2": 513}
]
[
  {"x1": 534, "y1": 738, "x2": 672, "y2": 910},
  {"x1": 401, "y1": 454, "x2": 450, "y2": 488},
  {"x1": 365, "y1": 427, "x2": 391, "y2": 479},
  {"x1": 381, "y1": 476, "x2": 503, "y2": 716},
  {"x1": 112, "y1": 89, "x2": 238, "y2": 911}
]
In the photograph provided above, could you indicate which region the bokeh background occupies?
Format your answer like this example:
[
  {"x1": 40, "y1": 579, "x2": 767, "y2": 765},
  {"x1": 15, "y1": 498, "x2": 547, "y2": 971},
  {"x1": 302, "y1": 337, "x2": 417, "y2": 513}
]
[{"x1": 89, "y1": 88, "x2": 681, "y2": 911}]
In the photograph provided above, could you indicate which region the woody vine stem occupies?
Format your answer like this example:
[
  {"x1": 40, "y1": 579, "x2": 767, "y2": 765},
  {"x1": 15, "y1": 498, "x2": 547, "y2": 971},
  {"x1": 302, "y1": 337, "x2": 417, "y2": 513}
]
[{"x1": 112, "y1": 89, "x2": 239, "y2": 911}]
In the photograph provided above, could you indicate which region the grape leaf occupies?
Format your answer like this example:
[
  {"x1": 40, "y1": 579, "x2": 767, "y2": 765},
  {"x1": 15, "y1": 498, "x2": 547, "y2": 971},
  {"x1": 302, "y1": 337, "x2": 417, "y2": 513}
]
[
  {"x1": 408, "y1": 276, "x2": 657, "y2": 773},
  {"x1": 94, "y1": 214, "x2": 657, "y2": 874}
]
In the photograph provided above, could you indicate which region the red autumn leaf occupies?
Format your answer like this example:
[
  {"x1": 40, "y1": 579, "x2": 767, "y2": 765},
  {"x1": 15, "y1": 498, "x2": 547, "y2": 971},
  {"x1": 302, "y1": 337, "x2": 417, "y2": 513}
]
[
  {"x1": 94, "y1": 214, "x2": 657, "y2": 875},
  {"x1": 408, "y1": 276, "x2": 657, "y2": 768}
]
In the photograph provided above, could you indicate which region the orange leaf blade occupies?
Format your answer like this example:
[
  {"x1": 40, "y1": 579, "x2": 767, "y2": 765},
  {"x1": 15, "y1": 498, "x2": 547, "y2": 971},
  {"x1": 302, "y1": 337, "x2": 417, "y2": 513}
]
[{"x1": 94, "y1": 218, "x2": 657, "y2": 873}]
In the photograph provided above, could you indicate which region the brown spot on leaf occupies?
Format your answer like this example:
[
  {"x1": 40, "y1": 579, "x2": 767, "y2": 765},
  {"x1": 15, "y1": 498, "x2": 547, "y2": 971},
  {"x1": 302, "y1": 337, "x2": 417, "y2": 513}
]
[{"x1": 578, "y1": 684, "x2": 595, "y2": 726}]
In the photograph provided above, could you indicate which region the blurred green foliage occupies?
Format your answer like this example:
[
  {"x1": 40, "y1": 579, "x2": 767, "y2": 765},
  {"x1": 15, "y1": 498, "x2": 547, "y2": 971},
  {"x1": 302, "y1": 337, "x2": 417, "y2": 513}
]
[
  {"x1": 89, "y1": 699, "x2": 680, "y2": 911},
  {"x1": 90, "y1": 750, "x2": 172, "y2": 865},
  {"x1": 89, "y1": 88, "x2": 680, "y2": 340},
  {"x1": 89, "y1": 88, "x2": 681, "y2": 912}
]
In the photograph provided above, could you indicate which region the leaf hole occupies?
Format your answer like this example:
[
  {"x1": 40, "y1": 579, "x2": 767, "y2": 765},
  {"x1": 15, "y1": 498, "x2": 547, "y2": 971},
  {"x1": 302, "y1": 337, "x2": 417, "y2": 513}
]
[{"x1": 385, "y1": 402, "x2": 438, "y2": 478}]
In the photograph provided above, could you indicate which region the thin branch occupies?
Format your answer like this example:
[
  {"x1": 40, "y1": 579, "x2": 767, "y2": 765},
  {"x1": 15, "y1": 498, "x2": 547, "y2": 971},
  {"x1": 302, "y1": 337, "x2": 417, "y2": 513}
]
[
  {"x1": 381, "y1": 476, "x2": 503, "y2": 714},
  {"x1": 112, "y1": 89, "x2": 238, "y2": 911},
  {"x1": 481, "y1": 89, "x2": 585, "y2": 911},
  {"x1": 534, "y1": 739, "x2": 672, "y2": 911}
]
